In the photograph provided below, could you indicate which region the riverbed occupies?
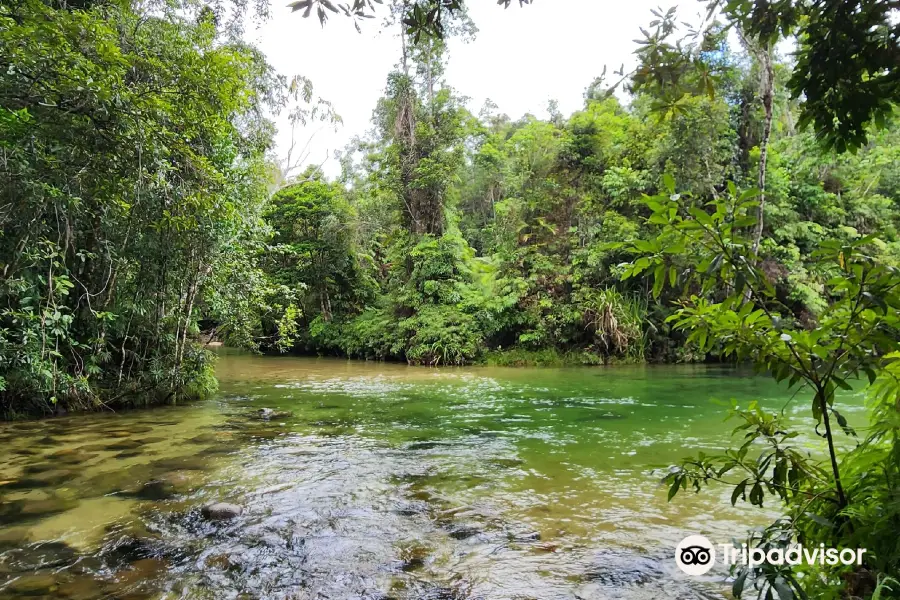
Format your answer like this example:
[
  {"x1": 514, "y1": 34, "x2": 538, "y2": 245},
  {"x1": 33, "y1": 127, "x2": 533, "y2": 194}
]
[{"x1": 0, "y1": 352, "x2": 866, "y2": 599}]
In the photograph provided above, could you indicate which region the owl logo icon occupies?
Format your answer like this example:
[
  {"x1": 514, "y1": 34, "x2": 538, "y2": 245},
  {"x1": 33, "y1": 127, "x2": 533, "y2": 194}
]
[{"x1": 675, "y1": 535, "x2": 716, "y2": 575}]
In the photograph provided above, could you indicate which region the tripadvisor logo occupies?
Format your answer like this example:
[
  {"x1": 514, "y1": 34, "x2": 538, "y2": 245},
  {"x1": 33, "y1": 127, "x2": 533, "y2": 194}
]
[
  {"x1": 675, "y1": 535, "x2": 867, "y2": 575},
  {"x1": 676, "y1": 535, "x2": 716, "y2": 575}
]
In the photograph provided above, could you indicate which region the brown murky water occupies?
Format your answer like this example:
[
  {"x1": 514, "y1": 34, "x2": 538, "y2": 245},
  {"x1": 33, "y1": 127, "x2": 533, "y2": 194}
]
[{"x1": 0, "y1": 352, "x2": 867, "y2": 599}]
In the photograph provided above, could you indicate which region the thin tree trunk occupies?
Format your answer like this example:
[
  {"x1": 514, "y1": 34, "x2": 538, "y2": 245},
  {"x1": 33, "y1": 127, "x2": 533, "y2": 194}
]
[
  {"x1": 751, "y1": 44, "x2": 774, "y2": 256},
  {"x1": 427, "y1": 41, "x2": 435, "y2": 110},
  {"x1": 817, "y1": 390, "x2": 848, "y2": 509},
  {"x1": 400, "y1": 2, "x2": 409, "y2": 76},
  {"x1": 741, "y1": 41, "x2": 775, "y2": 304}
]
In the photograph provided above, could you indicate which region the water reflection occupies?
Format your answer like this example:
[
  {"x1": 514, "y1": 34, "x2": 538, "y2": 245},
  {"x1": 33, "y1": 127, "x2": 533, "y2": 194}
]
[{"x1": 0, "y1": 354, "x2": 863, "y2": 599}]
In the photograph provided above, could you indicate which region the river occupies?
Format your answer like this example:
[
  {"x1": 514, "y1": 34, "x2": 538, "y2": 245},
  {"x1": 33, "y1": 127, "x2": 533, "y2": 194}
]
[{"x1": 0, "y1": 352, "x2": 867, "y2": 599}]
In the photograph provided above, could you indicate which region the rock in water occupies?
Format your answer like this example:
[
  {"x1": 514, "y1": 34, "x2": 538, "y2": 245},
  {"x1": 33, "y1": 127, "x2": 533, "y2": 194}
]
[
  {"x1": 201, "y1": 503, "x2": 243, "y2": 520},
  {"x1": 254, "y1": 408, "x2": 291, "y2": 420},
  {"x1": 7, "y1": 573, "x2": 59, "y2": 596}
]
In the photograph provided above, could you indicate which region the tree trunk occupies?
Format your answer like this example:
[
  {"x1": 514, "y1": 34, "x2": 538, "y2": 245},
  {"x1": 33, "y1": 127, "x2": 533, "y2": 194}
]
[
  {"x1": 751, "y1": 44, "x2": 775, "y2": 257},
  {"x1": 814, "y1": 383, "x2": 848, "y2": 513}
]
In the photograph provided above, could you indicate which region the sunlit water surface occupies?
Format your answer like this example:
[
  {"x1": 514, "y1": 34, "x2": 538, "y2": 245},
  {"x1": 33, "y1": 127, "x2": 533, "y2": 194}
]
[{"x1": 0, "y1": 352, "x2": 867, "y2": 599}]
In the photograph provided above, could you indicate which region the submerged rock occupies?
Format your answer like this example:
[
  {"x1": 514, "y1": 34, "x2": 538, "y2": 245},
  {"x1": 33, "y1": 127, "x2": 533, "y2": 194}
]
[
  {"x1": 133, "y1": 481, "x2": 172, "y2": 501},
  {"x1": 447, "y1": 525, "x2": 481, "y2": 541},
  {"x1": 96, "y1": 557, "x2": 168, "y2": 599},
  {"x1": 243, "y1": 531, "x2": 284, "y2": 549},
  {"x1": 135, "y1": 436, "x2": 166, "y2": 445},
  {"x1": 406, "y1": 441, "x2": 441, "y2": 451},
  {"x1": 509, "y1": 530, "x2": 541, "y2": 543},
  {"x1": 532, "y1": 541, "x2": 560, "y2": 553},
  {"x1": 7, "y1": 468, "x2": 78, "y2": 490},
  {"x1": 241, "y1": 428, "x2": 283, "y2": 440},
  {"x1": 0, "y1": 527, "x2": 30, "y2": 551},
  {"x1": 254, "y1": 408, "x2": 291, "y2": 420},
  {"x1": 0, "y1": 496, "x2": 79, "y2": 525},
  {"x1": 19, "y1": 461, "x2": 62, "y2": 475},
  {"x1": 201, "y1": 503, "x2": 243, "y2": 520},
  {"x1": 392, "y1": 501, "x2": 428, "y2": 517},
  {"x1": 388, "y1": 580, "x2": 459, "y2": 600},
  {"x1": 185, "y1": 433, "x2": 225, "y2": 445},
  {"x1": 82, "y1": 463, "x2": 157, "y2": 497},
  {"x1": 49, "y1": 449, "x2": 97, "y2": 465},
  {"x1": 398, "y1": 544, "x2": 431, "y2": 573},
  {"x1": 195, "y1": 445, "x2": 233, "y2": 457},
  {"x1": 115, "y1": 450, "x2": 144, "y2": 460},
  {"x1": 7, "y1": 573, "x2": 59, "y2": 595},
  {"x1": 204, "y1": 553, "x2": 234, "y2": 570},
  {"x1": 105, "y1": 439, "x2": 144, "y2": 451},
  {"x1": 0, "y1": 541, "x2": 79, "y2": 573},
  {"x1": 99, "y1": 519, "x2": 169, "y2": 569},
  {"x1": 101, "y1": 535, "x2": 159, "y2": 566},
  {"x1": 580, "y1": 549, "x2": 665, "y2": 587},
  {"x1": 125, "y1": 473, "x2": 192, "y2": 501},
  {"x1": 131, "y1": 471, "x2": 194, "y2": 500},
  {"x1": 55, "y1": 575, "x2": 105, "y2": 599},
  {"x1": 489, "y1": 457, "x2": 525, "y2": 469},
  {"x1": 150, "y1": 456, "x2": 208, "y2": 472}
]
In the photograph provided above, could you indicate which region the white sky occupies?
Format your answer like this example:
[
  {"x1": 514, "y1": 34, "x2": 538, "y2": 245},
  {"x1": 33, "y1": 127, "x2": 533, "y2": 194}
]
[{"x1": 246, "y1": 0, "x2": 673, "y2": 177}]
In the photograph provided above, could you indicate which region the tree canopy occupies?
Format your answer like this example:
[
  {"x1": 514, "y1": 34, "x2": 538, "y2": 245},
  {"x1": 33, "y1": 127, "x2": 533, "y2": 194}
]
[{"x1": 286, "y1": 0, "x2": 900, "y2": 153}]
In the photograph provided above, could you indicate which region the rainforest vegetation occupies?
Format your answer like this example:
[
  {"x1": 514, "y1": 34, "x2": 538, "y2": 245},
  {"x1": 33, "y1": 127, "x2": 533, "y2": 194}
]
[
  {"x1": 2, "y1": 0, "x2": 898, "y2": 406},
  {"x1": 2, "y1": 0, "x2": 900, "y2": 597}
]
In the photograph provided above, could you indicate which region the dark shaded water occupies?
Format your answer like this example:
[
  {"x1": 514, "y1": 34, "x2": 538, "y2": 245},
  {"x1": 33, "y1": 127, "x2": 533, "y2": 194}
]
[{"x1": 0, "y1": 353, "x2": 867, "y2": 599}]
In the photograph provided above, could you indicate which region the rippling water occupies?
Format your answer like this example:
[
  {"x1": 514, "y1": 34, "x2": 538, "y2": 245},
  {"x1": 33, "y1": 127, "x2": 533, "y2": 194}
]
[{"x1": 0, "y1": 352, "x2": 866, "y2": 599}]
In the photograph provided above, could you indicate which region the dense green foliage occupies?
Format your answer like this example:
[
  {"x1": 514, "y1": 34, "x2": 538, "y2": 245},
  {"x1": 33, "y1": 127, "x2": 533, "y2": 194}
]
[
  {"x1": 3, "y1": 1, "x2": 896, "y2": 389},
  {"x1": 294, "y1": 0, "x2": 899, "y2": 153},
  {"x1": 0, "y1": 0, "x2": 277, "y2": 415},
  {"x1": 257, "y1": 35, "x2": 900, "y2": 367},
  {"x1": 618, "y1": 179, "x2": 900, "y2": 598}
]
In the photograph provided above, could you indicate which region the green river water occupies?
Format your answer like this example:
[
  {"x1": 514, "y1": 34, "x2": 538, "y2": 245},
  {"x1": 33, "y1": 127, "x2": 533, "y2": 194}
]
[{"x1": 0, "y1": 352, "x2": 867, "y2": 600}]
